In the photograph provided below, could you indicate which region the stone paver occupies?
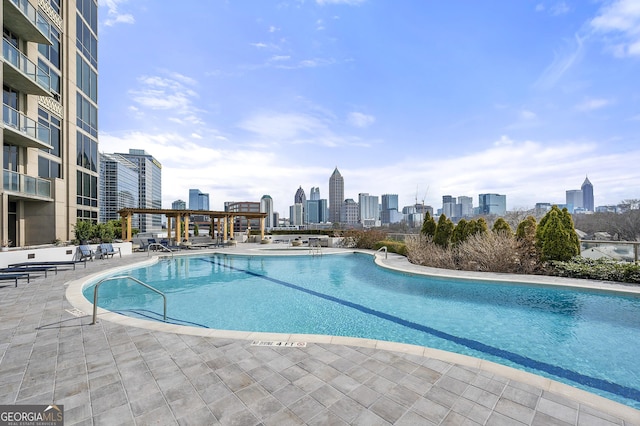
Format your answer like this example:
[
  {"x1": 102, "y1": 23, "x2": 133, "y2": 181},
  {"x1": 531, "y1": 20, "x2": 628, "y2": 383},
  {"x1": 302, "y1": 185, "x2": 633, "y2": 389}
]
[{"x1": 0, "y1": 247, "x2": 638, "y2": 425}]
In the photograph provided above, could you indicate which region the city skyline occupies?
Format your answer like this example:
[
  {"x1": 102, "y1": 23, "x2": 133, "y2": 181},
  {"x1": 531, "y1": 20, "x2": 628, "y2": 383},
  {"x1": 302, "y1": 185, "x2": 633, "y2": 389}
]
[{"x1": 98, "y1": 1, "x2": 640, "y2": 216}]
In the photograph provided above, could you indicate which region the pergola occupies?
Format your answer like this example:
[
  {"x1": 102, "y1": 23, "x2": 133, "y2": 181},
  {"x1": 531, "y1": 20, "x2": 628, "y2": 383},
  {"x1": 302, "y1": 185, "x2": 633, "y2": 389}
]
[{"x1": 117, "y1": 208, "x2": 268, "y2": 243}]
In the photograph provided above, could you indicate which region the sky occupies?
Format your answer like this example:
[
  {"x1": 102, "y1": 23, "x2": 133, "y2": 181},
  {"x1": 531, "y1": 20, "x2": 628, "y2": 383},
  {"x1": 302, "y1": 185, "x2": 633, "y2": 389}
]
[{"x1": 97, "y1": 0, "x2": 640, "y2": 216}]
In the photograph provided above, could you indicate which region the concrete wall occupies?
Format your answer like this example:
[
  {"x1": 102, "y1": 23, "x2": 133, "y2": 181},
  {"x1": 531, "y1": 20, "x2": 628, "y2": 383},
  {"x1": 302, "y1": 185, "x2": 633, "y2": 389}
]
[{"x1": 0, "y1": 242, "x2": 133, "y2": 268}]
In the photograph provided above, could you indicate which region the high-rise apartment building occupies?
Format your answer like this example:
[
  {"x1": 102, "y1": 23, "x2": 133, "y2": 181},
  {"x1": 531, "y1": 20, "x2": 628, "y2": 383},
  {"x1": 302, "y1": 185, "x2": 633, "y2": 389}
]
[
  {"x1": 118, "y1": 149, "x2": 162, "y2": 233},
  {"x1": 189, "y1": 188, "x2": 209, "y2": 210},
  {"x1": 381, "y1": 194, "x2": 400, "y2": 224},
  {"x1": 442, "y1": 195, "x2": 456, "y2": 218},
  {"x1": 340, "y1": 199, "x2": 359, "y2": 225},
  {"x1": 478, "y1": 193, "x2": 506, "y2": 216},
  {"x1": 260, "y1": 195, "x2": 274, "y2": 229},
  {"x1": 290, "y1": 203, "x2": 304, "y2": 226},
  {"x1": 581, "y1": 177, "x2": 594, "y2": 212},
  {"x1": 99, "y1": 153, "x2": 138, "y2": 225},
  {"x1": 329, "y1": 167, "x2": 344, "y2": 224},
  {"x1": 358, "y1": 193, "x2": 379, "y2": 225},
  {"x1": 1, "y1": 0, "x2": 99, "y2": 246}
]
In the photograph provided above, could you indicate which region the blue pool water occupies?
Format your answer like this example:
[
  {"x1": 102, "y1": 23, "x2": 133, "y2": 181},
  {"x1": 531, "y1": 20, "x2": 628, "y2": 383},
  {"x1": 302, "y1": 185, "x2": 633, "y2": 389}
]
[{"x1": 83, "y1": 252, "x2": 640, "y2": 409}]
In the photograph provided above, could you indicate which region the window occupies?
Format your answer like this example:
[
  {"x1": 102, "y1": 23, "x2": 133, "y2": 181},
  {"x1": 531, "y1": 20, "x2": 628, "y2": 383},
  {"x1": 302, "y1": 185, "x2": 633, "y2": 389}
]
[
  {"x1": 38, "y1": 156, "x2": 61, "y2": 179},
  {"x1": 76, "y1": 54, "x2": 97, "y2": 102},
  {"x1": 38, "y1": 108, "x2": 61, "y2": 157},
  {"x1": 76, "y1": 131, "x2": 97, "y2": 172},
  {"x1": 38, "y1": 25, "x2": 60, "y2": 69},
  {"x1": 76, "y1": 13, "x2": 97, "y2": 68},
  {"x1": 77, "y1": 0, "x2": 97, "y2": 34},
  {"x1": 3, "y1": 145, "x2": 18, "y2": 171},
  {"x1": 77, "y1": 170, "x2": 98, "y2": 208},
  {"x1": 49, "y1": 0, "x2": 61, "y2": 15},
  {"x1": 76, "y1": 92, "x2": 98, "y2": 137}
]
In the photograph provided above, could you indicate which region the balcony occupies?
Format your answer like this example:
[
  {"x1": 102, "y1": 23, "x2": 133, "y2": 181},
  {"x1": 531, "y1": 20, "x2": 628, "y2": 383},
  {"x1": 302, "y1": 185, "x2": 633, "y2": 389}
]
[
  {"x1": 3, "y1": 39, "x2": 52, "y2": 96},
  {"x1": 3, "y1": 0, "x2": 51, "y2": 44},
  {"x1": 3, "y1": 103, "x2": 53, "y2": 150},
  {"x1": 3, "y1": 170, "x2": 52, "y2": 200}
]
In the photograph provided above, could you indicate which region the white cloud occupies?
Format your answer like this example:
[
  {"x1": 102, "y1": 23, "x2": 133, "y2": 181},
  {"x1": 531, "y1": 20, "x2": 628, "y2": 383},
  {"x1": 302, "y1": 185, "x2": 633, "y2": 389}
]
[
  {"x1": 550, "y1": 2, "x2": 570, "y2": 16},
  {"x1": 101, "y1": 0, "x2": 135, "y2": 27},
  {"x1": 347, "y1": 112, "x2": 375, "y2": 128},
  {"x1": 590, "y1": 0, "x2": 640, "y2": 57},
  {"x1": 534, "y1": 34, "x2": 584, "y2": 89},
  {"x1": 316, "y1": 0, "x2": 366, "y2": 5},
  {"x1": 520, "y1": 110, "x2": 537, "y2": 120},
  {"x1": 535, "y1": 3, "x2": 545, "y2": 12},
  {"x1": 576, "y1": 98, "x2": 613, "y2": 111}
]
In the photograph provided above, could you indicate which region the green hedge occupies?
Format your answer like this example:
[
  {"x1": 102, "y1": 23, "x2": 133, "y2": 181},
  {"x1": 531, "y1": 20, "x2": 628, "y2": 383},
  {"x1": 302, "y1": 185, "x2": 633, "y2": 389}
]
[
  {"x1": 374, "y1": 240, "x2": 408, "y2": 256},
  {"x1": 551, "y1": 257, "x2": 640, "y2": 284}
]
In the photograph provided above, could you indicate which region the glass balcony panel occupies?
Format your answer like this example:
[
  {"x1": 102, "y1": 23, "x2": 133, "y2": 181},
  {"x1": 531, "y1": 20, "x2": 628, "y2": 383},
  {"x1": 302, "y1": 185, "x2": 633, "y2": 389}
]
[
  {"x1": 2, "y1": 39, "x2": 52, "y2": 95},
  {"x1": 5, "y1": 0, "x2": 51, "y2": 44},
  {"x1": 2, "y1": 104, "x2": 52, "y2": 149},
  {"x1": 3, "y1": 170, "x2": 51, "y2": 198}
]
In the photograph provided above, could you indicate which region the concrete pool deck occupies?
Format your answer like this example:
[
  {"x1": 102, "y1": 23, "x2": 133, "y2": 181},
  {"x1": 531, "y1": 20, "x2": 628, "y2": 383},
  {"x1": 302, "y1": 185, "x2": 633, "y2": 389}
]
[{"x1": 1, "y1": 244, "x2": 639, "y2": 425}]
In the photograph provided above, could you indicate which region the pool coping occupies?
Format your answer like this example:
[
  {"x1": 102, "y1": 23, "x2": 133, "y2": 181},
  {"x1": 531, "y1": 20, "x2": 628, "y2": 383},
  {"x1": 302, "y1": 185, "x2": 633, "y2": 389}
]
[{"x1": 65, "y1": 248, "x2": 640, "y2": 423}]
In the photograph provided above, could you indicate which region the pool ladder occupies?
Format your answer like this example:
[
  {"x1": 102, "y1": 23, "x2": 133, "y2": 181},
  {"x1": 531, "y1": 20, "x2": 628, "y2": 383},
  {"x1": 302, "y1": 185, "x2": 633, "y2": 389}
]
[
  {"x1": 91, "y1": 276, "x2": 167, "y2": 325},
  {"x1": 376, "y1": 246, "x2": 388, "y2": 259},
  {"x1": 309, "y1": 240, "x2": 322, "y2": 256}
]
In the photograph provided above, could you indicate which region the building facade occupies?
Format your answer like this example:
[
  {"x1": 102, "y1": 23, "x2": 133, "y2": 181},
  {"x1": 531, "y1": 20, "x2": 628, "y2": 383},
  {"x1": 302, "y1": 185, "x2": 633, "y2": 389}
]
[
  {"x1": 340, "y1": 198, "x2": 359, "y2": 225},
  {"x1": 225, "y1": 201, "x2": 260, "y2": 232},
  {"x1": 581, "y1": 177, "x2": 594, "y2": 212},
  {"x1": 358, "y1": 193, "x2": 379, "y2": 226},
  {"x1": 566, "y1": 189, "x2": 583, "y2": 213},
  {"x1": 189, "y1": 188, "x2": 209, "y2": 210},
  {"x1": 1, "y1": 0, "x2": 99, "y2": 246},
  {"x1": 328, "y1": 167, "x2": 344, "y2": 224},
  {"x1": 118, "y1": 149, "x2": 162, "y2": 233},
  {"x1": 309, "y1": 186, "x2": 320, "y2": 201},
  {"x1": 290, "y1": 203, "x2": 304, "y2": 227},
  {"x1": 171, "y1": 199, "x2": 186, "y2": 210},
  {"x1": 260, "y1": 195, "x2": 274, "y2": 229},
  {"x1": 478, "y1": 193, "x2": 506, "y2": 216},
  {"x1": 98, "y1": 153, "x2": 138, "y2": 225},
  {"x1": 380, "y1": 194, "x2": 400, "y2": 224}
]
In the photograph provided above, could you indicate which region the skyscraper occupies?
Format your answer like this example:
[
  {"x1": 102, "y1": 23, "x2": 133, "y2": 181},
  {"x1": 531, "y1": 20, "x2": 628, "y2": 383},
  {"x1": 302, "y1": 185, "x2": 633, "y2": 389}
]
[
  {"x1": 381, "y1": 194, "x2": 400, "y2": 224},
  {"x1": 1, "y1": 0, "x2": 99, "y2": 245},
  {"x1": 478, "y1": 194, "x2": 506, "y2": 216},
  {"x1": 119, "y1": 149, "x2": 162, "y2": 233},
  {"x1": 294, "y1": 186, "x2": 306, "y2": 205},
  {"x1": 189, "y1": 188, "x2": 210, "y2": 210},
  {"x1": 358, "y1": 193, "x2": 379, "y2": 224},
  {"x1": 260, "y1": 195, "x2": 274, "y2": 229},
  {"x1": 99, "y1": 153, "x2": 139, "y2": 225},
  {"x1": 329, "y1": 167, "x2": 344, "y2": 223},
  {"x1": 582, "y1": 177, "x2": 594, "y2": 212},
  {"x1": 310, "y1": 187, "x2": 320, "y2": 201},
  {"x1": 172, "y1": 200, "x2": 187, "y2": 210},
  {"x1": 566, "y1": 190, "x2": 583, "y2": 213}
]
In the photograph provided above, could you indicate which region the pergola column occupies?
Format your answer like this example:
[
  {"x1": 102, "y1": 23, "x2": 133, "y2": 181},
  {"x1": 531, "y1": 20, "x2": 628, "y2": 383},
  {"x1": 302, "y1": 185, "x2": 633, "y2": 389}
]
[
  {"x1": 174, "y1": 215, "x2": 180, "y2": 243},
  {"x1": 229, "y1": 215, "x2": 234, "y2": 240},
  {"x1": 184, "y1": 215, "x2": 190, "y2": 242},
  {"x1": 260, "y1": 217, "x2": 265, "y2": 240}
]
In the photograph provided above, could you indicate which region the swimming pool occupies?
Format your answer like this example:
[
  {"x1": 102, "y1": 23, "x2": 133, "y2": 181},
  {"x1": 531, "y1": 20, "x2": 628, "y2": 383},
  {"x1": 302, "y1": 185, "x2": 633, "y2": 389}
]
[{"x1": 83, "y1": 252, "x2": 640, "y2": 409}]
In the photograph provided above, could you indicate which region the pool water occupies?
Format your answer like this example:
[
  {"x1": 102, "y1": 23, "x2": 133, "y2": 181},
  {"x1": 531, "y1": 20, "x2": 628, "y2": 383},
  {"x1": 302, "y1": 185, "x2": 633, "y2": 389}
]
[{"x1": 84, "y1": 252, "x2": 640, "y2": 409}]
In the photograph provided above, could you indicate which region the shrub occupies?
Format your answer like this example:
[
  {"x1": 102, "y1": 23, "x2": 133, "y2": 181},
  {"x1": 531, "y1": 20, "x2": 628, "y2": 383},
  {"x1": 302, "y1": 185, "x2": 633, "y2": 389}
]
[
  {"x1": 492, "y1": 217, "x2": 512, "y2": 235},
  {"x1": 374, "y1": 240, "x2": 407, "y2": 256},
  {"x1": 551, "y1": 257, "x2": 640, "y2": 284},
  {"x1": 405, "y1": 235, "x2": 457, "y2": 269},
  {"x1": 342, "y1": 229, "x2": 388, "y2": 250},
  {"x1": 433, "y1": 214, "x2": 454, "y2": 248},
  {"x1": 536, "y1": 206, "x2": 580, "y2": 262},
  {"x1": 455, "y1": 232, "x2": 524, "y2": 273},
  {"x1": 73, "y1": 220, "x2": 94, "y2": 243},
  {"x1": 451, "y1": 219, "x2": 468, "y2": 246},
  {"x1": 421, "y1": 212, "x2": 437, "y2": 238}
]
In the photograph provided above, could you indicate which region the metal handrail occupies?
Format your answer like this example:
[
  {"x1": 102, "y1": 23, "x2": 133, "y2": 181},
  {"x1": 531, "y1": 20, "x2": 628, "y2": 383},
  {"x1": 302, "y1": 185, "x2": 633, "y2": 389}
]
[
  {"x1": 376, "y1": 246, "x2": 388, "y2": 259},
  {"x1": 147, "y1": 243, "x2": 173, "y2": 257},
  {"x1": 92, "y1": 276, "x2": 166, "y2": 324}
]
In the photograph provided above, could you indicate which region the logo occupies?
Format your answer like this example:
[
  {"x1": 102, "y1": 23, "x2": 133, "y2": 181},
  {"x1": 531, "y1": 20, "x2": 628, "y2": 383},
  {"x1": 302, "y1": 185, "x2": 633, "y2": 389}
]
[{"x1": 0, "y1": 405, "x2": 63, "y2": 426}]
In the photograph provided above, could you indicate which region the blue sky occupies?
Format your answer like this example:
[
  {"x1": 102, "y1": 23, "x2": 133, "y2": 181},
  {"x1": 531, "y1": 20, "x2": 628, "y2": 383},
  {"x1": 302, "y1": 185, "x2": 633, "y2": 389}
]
[{"x1": 98, "y1": 0, "x2": 640, "y2": 216}]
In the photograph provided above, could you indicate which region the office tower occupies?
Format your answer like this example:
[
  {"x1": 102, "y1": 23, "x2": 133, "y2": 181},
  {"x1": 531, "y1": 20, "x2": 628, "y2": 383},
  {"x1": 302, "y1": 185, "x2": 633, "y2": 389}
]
[
  {"x1": 1, "y1": 0, "x2": 98, "y2": 246},
  {"x1": 358, "y1": 193, "x2": 379, "y2": 225},
  {"x1": 442, "y1": 195, "x2": 456, "y2": 218},
  {"x1": 294, "y1": 186, "x2": 306, "y2": 205},
  {"x1": 310, "y1": 187, "x2": 320, "y2": 201},
  {"x1": 340, "y1": 199, "x2": 359, "y2": 225},
  {"x1": 119, "y1": 149, "x2": 162, "y2": 233},
  {"x1": 172, "y1": 200, "x2": 186, "y2": 210},
  {"x1": 381, "y1": 194, "x2": 400, "y2": 224},
  {"x1": 458, "y1": 196, "x2": 473, "y2": 217},
  {"x1": 260, "y1": 195, "x2": 274, "y2": 229},
  {"x1": 582, "y1": 177, "x2": 594, "y2": 212},
  {"x1": 189, "y1": 188, "x2": 209, "y2": 210},
  {"x1": 329, "y1": 167, "x2": 344, "y2": 223},
  {"x1": 478, "y1": 193, "x2": 507, "y2": 216},
  {"x1": 99, "y1": 153, "x2": 139, "y2": 226},
  {"x1": 306, "y1": 199, "x2": 328, "y2": 224},
  {"x1": 566, "y1": 190, "x2": 583, "y2": 213},
  {"x1": 290, "y1": 203, "x2": 304, "y2": 226}
]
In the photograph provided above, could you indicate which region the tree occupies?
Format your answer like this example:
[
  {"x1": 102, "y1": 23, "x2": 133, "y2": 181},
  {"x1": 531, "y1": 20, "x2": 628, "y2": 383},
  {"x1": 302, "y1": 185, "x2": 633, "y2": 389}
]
[
  {"x1": 433, "y1": 214, "x2": 454, "y2": 248},
  {"x1": 451, "y1": 218, "x2": 468, "y2": 246},
  {"x1": 492, "y1": 217, "x2": 512, "y2": 235},
  {"x1": 536, "y1": 206, "x2": 580, "y2": 262},
  {"x1": 421, "y1": 211, "x2": 437, "y2": 238},
  {"x1": 466, "y1": 218, "x2": 489, "y2": 237},
  {"x1": 73, "y1": 220, "x2": 94, "y2": 243}
]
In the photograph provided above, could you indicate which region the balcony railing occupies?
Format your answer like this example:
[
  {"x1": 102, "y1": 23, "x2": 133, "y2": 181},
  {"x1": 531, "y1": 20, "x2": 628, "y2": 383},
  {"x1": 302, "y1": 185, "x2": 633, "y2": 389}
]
[
  {"x1": 3, "y1": 103, "x2": 51, "y2": 149},
  {"x1": 3, "y1": 39, "x2": 51, "y2": 95},
  {"x1": 3, "y1": 170, "x2": 51, "y2": 199},
  {"x1": 4, "y1": 0, "x2": 51, "y2": 44}
]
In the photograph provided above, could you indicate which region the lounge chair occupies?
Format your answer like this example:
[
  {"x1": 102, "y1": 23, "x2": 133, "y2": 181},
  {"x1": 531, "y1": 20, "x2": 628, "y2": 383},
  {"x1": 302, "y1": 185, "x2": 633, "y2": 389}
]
[
  {"x1": 77, "y1": 245, "x2": 94, "y2": 261},
  {"x1": 96, "y1": 243, "x2": 121, "y2": 259},
  {"x1": 0, "y1": 265, "x2": 57, "y2": 278},
  {"x1": 9, "y1": 260, "x2": 87, "y2": 270},
  {"x1": 0, "y1": 273, "x2": 30, "y2": 287}
]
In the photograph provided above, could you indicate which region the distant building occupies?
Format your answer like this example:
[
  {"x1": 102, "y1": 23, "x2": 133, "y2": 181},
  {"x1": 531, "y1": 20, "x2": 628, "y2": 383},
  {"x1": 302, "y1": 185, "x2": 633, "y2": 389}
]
[
  {"x1": 457, "y1": 196, "x2": 473, "y2": 218},
  {"x1": 478, "y1": 193, "x2": 506, "y2": 216},
  {"x1": 582, "y1": 177, "x2": 594, "y2": 212},
  {"x1": 310, "y1": 187, "x2": 320, "y2": 201},
  {"x1": 381, "y1": 194, "x2": 400, "y2": 224},
  {"x1": 290, "y1": 203, "x2": 304, "y2": 226},
  {"x1": 358, "y1": 193, "x2": 380, "y2": 226},
  {"x1": 341, "y1": 199, "x2": 359, "y2": 225},
  {"x1": 442, "y1": 195, "x2": 456, "y2": 218},
  {"x1": 172, "y1": 200, "x2": 186, "y2": 210},
  {"x1": 535, "y1": 203, "x2": 552, "y2": 216},
  {"x1": 99, "y1": 153, "x2": 139, "y2": 225},
  {"x1": 329, "y1": 168, "x2": 344, "y2": 223},
  {"x1": 225, "y1": 201, "x2": 260, "y2": 232},
  {"x1": 306, "y1": 199, "x2": 328, "y2": 224},
  {"x1": 294, "y1": 186, "x2": 306, "y2": 204},
  {"x1": 118, "y1": 149, "x2": 162, "y2": 233},
  {"x1": 189, "y1": 188, "x2": 209, "y2": 210},
  {"x1": 260, "y1": 195, "x2": 274, "y2": 229},
  {"x1": 566, "y1": 190, "x2": 583, "y2": 213}
]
